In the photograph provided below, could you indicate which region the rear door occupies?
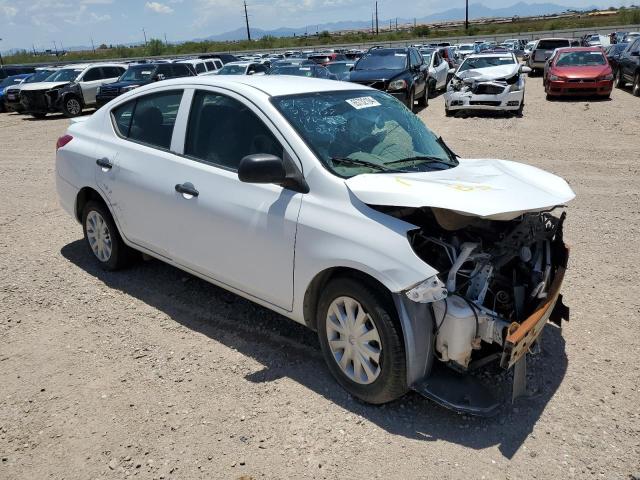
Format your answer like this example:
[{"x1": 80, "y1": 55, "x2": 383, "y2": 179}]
[{"x1": 78, "y1": 67, "x2": 104, "y2": 105}]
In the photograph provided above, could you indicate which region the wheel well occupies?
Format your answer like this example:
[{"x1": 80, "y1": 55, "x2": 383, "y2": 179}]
[
  {"x1": 75, "y1": 187, "x2": 107, "y2": 222},
  {"x1": 303, "y1": 267, "x2": 394, "y2": 332}
]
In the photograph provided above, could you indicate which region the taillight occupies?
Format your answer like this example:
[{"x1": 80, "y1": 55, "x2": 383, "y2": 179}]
[{"x1": 56, "y1": 134, "x2": 73, "y2": 151}]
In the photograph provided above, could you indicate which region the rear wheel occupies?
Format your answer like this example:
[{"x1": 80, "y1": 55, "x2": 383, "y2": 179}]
[
  {"x1": 633, "y1": 73, "x2": 640, "y2": 97},
  {"x1": 82, "y1": 201, "x2": 135, "y2": 271},
  {"x1": 62, "y1": 95, "x2": 83, "y2": 118},
  {"x1": 317, "y1": 277, "x2": 407, "y2": 404}
]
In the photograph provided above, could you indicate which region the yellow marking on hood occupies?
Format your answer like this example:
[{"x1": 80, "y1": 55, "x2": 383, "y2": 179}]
[
  {"x1": 395, "y1": 177, "x2": 412, "y2": 187},
  {"x1": 450, "y1": 184, "x2": 493, "y2": 192}
]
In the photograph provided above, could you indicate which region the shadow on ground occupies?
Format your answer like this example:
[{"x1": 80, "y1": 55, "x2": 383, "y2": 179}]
[{"x1": 61, "y1": 239, "x2": 568, "y2": 459}]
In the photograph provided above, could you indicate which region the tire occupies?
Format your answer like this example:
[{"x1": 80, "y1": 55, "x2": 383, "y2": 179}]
[
  {"x1": 62, "y1": 95, "x2": 83, "y2": 118},
  {"x1": 614, "y1": 69, "x2": 624, "y2": 89},
  {"x1": 417, "y1": 82, "x2": 428, "y2": 107},
  {"x1": 445, "y1": 104, "x2": 453, "y2": 117},
  {"x1": 633, "y1": 73, "x2": 640, "y2": 97},
  {"x1": 317, "y1": 276, "x2": 408, "y2": 404},
  {"x1": 428, "y1": 79, "x2": 437, "y2": 98},
  {"x1": 405, "y1": 88, "x2": 415, "y2": 112},
  {"x1": 81, "y1": 200, "x2": 135, "y2": 271},
  {"x1": 516, "y1": 93, "x2": 525, "y2": 116},
  {"x1": 30, "y1": 112, "x2": 47, "y2": 119}
]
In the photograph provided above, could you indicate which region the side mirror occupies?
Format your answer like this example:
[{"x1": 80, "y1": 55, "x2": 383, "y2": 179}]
[
  {"x1": 448, "y1": 68, "x2": 456, "y2": 74},
  {"x1": 238, "y1": 154, "x2": 286, "y2": 184},
  {"x1": 520, "y1": 66, "x2": 532, "y2": 73}
]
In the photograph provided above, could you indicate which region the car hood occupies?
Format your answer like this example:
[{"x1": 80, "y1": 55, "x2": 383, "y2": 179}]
[
  {"x1": 20, "y1": 81, "x2": 70, "y2": 91},
  {"x1": 349, "y1": 69, "x2": 403, "y2": 82},
  {"x1": 552, "y1": 65, "x2": 611, "y2": 78},
  {"x1": 344, "y1": 158, "x2": 575, "y2": 221},
  {"x1": 456, "y1": 64, "x2": 519, "y2": 81}
]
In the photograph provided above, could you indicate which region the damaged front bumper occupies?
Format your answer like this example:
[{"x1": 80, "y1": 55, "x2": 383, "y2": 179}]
[{"x1": 445, "y1": 87, "x2": 524, "y2": 111}]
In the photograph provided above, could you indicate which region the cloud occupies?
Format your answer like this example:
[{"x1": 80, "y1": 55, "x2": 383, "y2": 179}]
[{"x1": 145, "y1": 1, "x2": 174, "y2": 14}]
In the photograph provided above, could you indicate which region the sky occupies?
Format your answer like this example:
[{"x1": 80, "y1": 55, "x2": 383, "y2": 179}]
[{"x1": 0, "y1": 0, "x2": 635, "y2": 52}]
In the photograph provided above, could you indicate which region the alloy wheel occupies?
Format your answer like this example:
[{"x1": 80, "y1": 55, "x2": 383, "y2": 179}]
[
  {"x1": 325, "y1": 296, "x2": 382, "y2": 385},
  {"x1": 85, "y1": 210, "x2": 113, "y2": 262},
  {"x1": 67, "y1": 98, "x2": 81, "y2": 116}
]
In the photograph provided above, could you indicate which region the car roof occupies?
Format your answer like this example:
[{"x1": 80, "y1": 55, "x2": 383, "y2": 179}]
[
  {"x1": 466, "y1": 53, "x2": 515, "y2": 59},
  {"x1": 224, "y1": 61, "x2": 252, "y2": 66},
  {"x1": 140, "y1": 75, "x2": 368, "y2": 97},
  {"x1": 554, "y1": 47, "x2": 605, "y2": 53}
]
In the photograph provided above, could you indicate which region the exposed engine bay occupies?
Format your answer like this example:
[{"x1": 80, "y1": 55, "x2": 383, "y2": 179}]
[{"x1": 375, "y1": 205, "x2": 569, "y2": 371}]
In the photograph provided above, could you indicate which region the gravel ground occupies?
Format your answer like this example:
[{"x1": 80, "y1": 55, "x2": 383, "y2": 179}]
[{"x1": 1, "y1": 76, "x2": 639, "y2": 480}]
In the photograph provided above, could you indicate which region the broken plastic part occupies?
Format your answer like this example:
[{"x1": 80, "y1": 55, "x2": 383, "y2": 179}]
[{"x1": 405, "y1": 275, "x2": 448, "y2": 304}]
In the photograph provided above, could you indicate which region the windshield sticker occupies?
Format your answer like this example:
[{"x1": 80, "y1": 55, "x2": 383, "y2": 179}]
[
  {"x1": 395, "y1": 53, "x2": 406, "y2": 57},
  {"x1": 299, "y1": 67, "x2": 311, "y2": 71},
  {"x1": 346, "y1": 96, "x2": 381, "y2": 110},
  {"x1": 141, "y1": 71, "x2": 152, "y2": 75}
]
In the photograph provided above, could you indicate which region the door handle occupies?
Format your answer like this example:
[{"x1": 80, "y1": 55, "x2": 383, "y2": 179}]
[
  {"x1": 96, "y1": 158, "x2": 113, "y2": 170},
  {"x1": 175, "y1": 182, "x2": 199, "y2": 198}
]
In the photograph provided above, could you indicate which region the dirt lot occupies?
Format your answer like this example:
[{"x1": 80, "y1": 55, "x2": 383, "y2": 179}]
[{"x1": 1, "y1": 76, "x2": 639, "y2": 480}]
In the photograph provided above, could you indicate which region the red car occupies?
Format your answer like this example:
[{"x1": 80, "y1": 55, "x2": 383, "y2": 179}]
[{"x1": 544, "y1": 47, "x2": 614, "y2": 99}]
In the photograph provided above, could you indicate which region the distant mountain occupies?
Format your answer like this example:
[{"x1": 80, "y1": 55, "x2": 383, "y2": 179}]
[{"x1": 203, "y1": 2, "x2": 597, "y2": 42}]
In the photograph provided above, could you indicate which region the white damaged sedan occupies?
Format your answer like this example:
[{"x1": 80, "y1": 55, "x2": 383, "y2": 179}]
[
  {"x1": 445, "y1": 52, "x2": 531, "y2": 116},
  {"x1": 56, "y1": 76, "x2": 573, "y2": 415}
]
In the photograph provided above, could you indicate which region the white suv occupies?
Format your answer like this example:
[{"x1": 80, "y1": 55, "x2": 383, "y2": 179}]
[
  {"x1": 19, "y1": 63, "x2": 126, "y2": 117},
  {"x1": 55, "y1": 76, "x2": 574, "y2": 414}
]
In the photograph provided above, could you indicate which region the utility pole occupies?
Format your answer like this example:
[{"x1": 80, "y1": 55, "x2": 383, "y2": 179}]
[
  {"x1": 164, "y1": 33, "x2": 168, "y2": 47},
  {"x1": 0, "y1": 38, "x2": 4, "y2": 67},
  {"x1": 142, "y1": 28, "x2": 147, "y2": 45},
  {"x1": 375, "y1": 1, "x2": 379, "y2": 36},
  {"x1": 32, "y1": 44, "x2": 37, "y2": 56},
  {"x1": 371, "y1": 12, "x2": 374, "y2": 34},
  {"x1": 244, "y1": 1, "x2": 251, "y2": 42},
  {"x1": 52, "y1": 41, "x2": 59, "y2": 57},
  {"x1": 90, "y1": 36, "x2": 96, "y2": 54},
  {"x1": 395, "y1": 17, "x2": 398, "y2": 31},
  {"x1": 465, "y1": 0, "x2": 469, "y2": 30}
]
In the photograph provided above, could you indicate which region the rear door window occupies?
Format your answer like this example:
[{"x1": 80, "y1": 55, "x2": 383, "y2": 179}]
[
  {"x1": 112, "y1": 90, "x2": 183, "y2": 150},
  {"x1": 195, "y1": 63, "x2": 206, "y2": 74},
  {"x1": 82, "y1": 68, "x2": 102, "y2": 82},
  {"x1": 171, "y1": 64, "x2": 193, "y2": 77}
]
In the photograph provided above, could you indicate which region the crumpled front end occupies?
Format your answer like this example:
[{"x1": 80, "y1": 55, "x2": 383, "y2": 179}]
[{"x1": 445, "y1": 73, "x2": 525, "y2": 112}]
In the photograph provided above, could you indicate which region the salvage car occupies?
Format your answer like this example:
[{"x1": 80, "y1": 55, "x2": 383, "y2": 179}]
[
  {"x1": 615, "y1": 37, "x2": 640, "y2": 96},
  {"x1": 0, "y1": 74, "x2": 30, "y2": 112},
  {"x1": 55, "y1": 76, "x2": 574, "y2": 415},
  {"x1": 3, "y1": 68, "x2": 59, "y2": 113},
  {"x1": 445, "y1": 52, "x2": 531, "y2": 116},
  {"x1": 20, "y1": 63, "x2": 126, "y2": 118},
  {"x1": 544, "y1": 47, "x2": 614, "y2": 99},
  {"x1": 349, "y1": 47, "x2": 429, "y2": 111},
  {"x1": 527, "y1": 38, "x2": 572, "y2": 73},
  {"x1": 96, "y1": 63, "x2": 195, "y2": 108},
  {"x1": 420, "y1": 48, "x2": 449, "y2": 95}
]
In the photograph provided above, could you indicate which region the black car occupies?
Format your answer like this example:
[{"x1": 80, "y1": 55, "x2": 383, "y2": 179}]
[
  {"x1": 606, "y1": 42, "x2": 629, "y2": 74},
  {"x1": 615, "y1": 37, "x2": 640, "y2": 96},
  {"x1": 348, "y1": 47, "x2": 428, "y2": 112},
  {"x1": 95, "y1": 63, "x2": 195, "y2": 108},
  {"x1": 267, "y1": 64, "x2": 337, "y2": 80},
  {"x1": 0, "y1": 65, "x2": 36, "y2": 80}
]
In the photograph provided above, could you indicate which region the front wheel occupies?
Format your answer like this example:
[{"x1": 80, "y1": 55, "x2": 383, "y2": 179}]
[
  {"x1": 417, "y1": 82, "x2": 429, "y2": 107},
  {"x1": 405, "y1": 89, "x2": 415, "y2": 112},
  {"x1": 82, "y1": 201, "x2": 135, "y2": 271},
  {"x1": 614, "y1": 69, "x2": 624, "y2": 89},
  {"x1": 62, "y1": 95, "x2": 83, "y2": 117},
  {"x1": 317, "y1": 277, "x2": 408, "y2": 404}
]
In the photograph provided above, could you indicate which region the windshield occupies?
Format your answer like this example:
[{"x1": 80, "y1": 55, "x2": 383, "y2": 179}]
[
  {"x1": 355, "y1": 51, "x2": 407, "y2": 71},
  {"x1": 120, "y1": 66, "x2": 155, "y2": 82},
  {"x1": 270, "y1": 66, "x2": 317, "y2": 77},
  {"x1": 556, "y1": 51, "x2": 606, "y2": 66},
  {"x1": 421, "y1": 53, "x2": 432, "y2": 64},
  {"x1": 271, "y1": 90, "x2": 457, "y2": 178},
  {"x1": 326, "y1": 63, "x2": 351, "y2": 75},
  {"x1": 537, "y1": 39, "x2": 570, "y2": 49},
  {"x1": 46, "y1": 69, "x2": 83, "y2": 83},
  {"x1": 28, "y1": 70, "x2": 56, "y2": 83},
  {"x1": 459, "y1": 56, "x2": 515, "y2": 71},
  {"x1": 0, "y1": 76, "x2": 23, "y2": 88},
  {"x1": 218, "y1": 64, "x2": 247, "y2": 75}
]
